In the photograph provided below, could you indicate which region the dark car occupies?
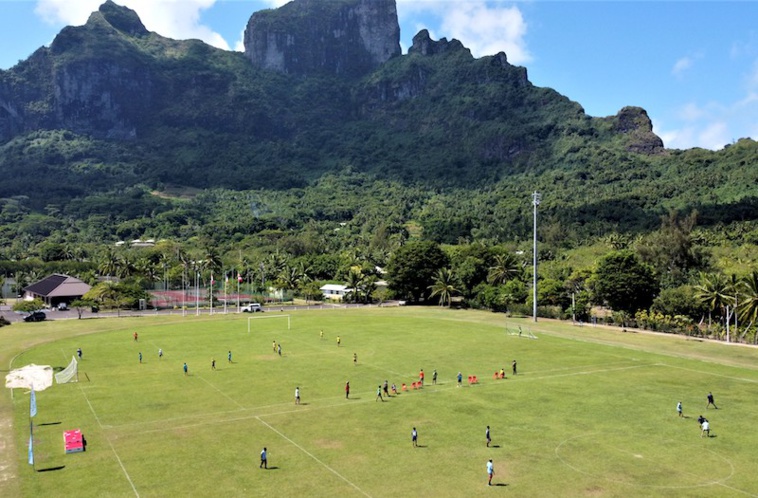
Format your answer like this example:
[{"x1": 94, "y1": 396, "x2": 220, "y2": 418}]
[{"x1": 24, "y1": 311, "x2": 47, "y2": 322}]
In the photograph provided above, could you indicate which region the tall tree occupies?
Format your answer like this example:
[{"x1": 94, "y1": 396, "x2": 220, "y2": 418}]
[
  {"x1": 590, "y1": 250, "x2": 658, "y2": 314},
  {"x1": 386, "y1": 241, "x2": 448, "y2": 303}
]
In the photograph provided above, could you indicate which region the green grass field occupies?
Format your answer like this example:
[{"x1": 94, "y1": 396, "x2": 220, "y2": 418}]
[{"x1": 5, "y1": 308, "x2": 758, "y2": 497}]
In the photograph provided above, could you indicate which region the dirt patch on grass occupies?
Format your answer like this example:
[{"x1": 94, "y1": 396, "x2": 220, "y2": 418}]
[{"x1": 313, "y1": 439, "x2": 343, "y2": 449}]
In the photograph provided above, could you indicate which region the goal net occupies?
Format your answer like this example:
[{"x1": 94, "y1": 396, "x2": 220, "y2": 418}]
[
  {"x1": 55, "y1": 356, "x2": 79, "y2": 384},
  {"x1": 506, "y1": 324, "x2": 538, "y2": 339},
  {"x1": 248, "y1": 314, "x2": 291, "y2": 334}
]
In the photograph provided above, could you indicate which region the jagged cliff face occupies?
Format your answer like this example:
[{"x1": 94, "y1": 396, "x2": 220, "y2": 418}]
[{"x1": 244, "y1": 0, "x2": 401, "y2": 78}]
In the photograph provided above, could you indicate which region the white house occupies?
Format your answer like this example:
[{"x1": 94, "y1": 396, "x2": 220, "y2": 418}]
[{"x1": 320, "y1": 284, "x2": 348, "y2": 301}]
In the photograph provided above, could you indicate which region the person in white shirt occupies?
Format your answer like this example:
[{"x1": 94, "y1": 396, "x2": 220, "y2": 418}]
[
  {"x1": 486, "y1": 459, "x2": 494, "y2": 486},
  {"x1": 295, "y1": 387, "x2": 300, "y2": 405}
]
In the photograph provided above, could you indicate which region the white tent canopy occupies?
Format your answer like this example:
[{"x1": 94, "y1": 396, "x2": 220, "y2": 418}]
[{"x1": 4, "y1": 364, "x2": 54, "y2": 391}]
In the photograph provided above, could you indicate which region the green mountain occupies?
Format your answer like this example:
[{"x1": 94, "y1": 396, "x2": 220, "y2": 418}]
[{"x1": 0, "y1": 0, "x2": 756, "y2": 244}]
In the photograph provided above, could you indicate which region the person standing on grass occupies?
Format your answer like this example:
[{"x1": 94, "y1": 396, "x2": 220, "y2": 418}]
[
  {"x1": 677, "y1": 401, "x2": 683, "y2": 417},
  {"x1": 486, "y1": 426, "x2": 491, "y2": 447},
  {"x1": 487, "y1": 459, "x2": 494, "y2": 486},
  {"x1": 345, "y1": 381, "x2": 350, "y2": 399},
  {"x1": 701, "y1": 419, "x2": 710, "y2": 437},
  {"x1": 211, "y1": 359, "x2": 216, "y2": 370},
  {"x1": 512, "y1": 360, "x2": 517, "y2": 375},
  {"x1": 272, "y1": 340, "x2": 277, "y2": 353},
  {"x1": 139, "y1": 352, "x2": 142, "y2": 364},
  {"x1": 77, "y1": 347, "x2": 83, "y2": 359},
  {"x1": 227, "y1": 350, "x2": 232, "y2": 363},
  {"x1": 134, "y1": 331, "x2": 138, "y2": 342},
  {"x1": 278, "y1": 343, "x2": 282, "y2": 356},
  {"x1": 391, "y1": 383, "x2": 398, "y2": 395},
  {"x1": 337, "y1": 336, "x2": 341, "y2": 347},
  {"x1": 419, "y1": 369, "x2": 425, "y2": 386},
  {"x1": 457, "y1": 372, "x2": 463, "y2": 387},
  {"x1": 376, "y1": 385, "x2": 383, "y2": 402},
  {"x1": 353, "y1": 353, "x2": 357, "y2": 366},
  {"x1": 183, "y1": 362, "x2": 188, "y2": 375},
  {"x1": 706, "y1": 392, "x2": 718, "y2": 409},
  {"x1": 412, "y1": 427, "x2": 418, "y2": 447},
  {"x1": 260, "y1": 447, "x2": 268, "y2": 469},
  {"x1": 383, "y1": 380, "x2": 390, "y2": 397},
  {"x1": 432, "y1": 369, "x2": 438, "y2": 385},
  {"x1": 295, "y1": 387, "x2": 301, "y2": 405},
  {"x1": 320, "y1": 330, "x2": 324, "y2": 340},
  {"x1": 159, "y1": 348, "x2": 163, "y2": 359}
]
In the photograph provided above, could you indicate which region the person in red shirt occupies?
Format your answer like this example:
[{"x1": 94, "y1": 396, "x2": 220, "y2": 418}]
[
  {"x1": 345, "y1": 381, "x2": 350, "y2": 399},
  {"x1": 419, "y1": 369, "x2": 424, "y2": 386}
]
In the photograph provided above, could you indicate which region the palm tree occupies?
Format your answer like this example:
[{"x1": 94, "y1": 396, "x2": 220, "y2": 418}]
[
  {"x1": 345, "y1": 269, "x2": 364, "y2": 304},
  {"x1": 487, "y1": 253, "x2": 520, "y2": 285},
  {"x1": 694, "y1": 272, "x2": 733, "y2": 335},
  {"x1": 429, "y1": 268, "x2": 458, "y2": 307},
  {"x1": 738, "y1": 271, "x2": 758, "y2": 342}
]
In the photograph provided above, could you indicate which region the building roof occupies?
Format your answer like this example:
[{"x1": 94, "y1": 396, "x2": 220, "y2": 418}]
[
  {"x1": 24, "y1": 274, "x2": 91, "y2": 298},
  {"x1": 320, "y1": 284, "x2": 348, "y2": 292}
]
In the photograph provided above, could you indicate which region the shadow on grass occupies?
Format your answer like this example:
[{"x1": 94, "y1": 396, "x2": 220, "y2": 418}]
[
  {"x1": 265, "y1": 466, "x2": 279, "y2": 470},
  {"x1": 38, "y1": 421, "x2": 62, "y2": 426},
  {"x1": 491, "y1": 444, "x2": 501, "y2": 448},
  {"x1": 494, "y1": 483, "x2": 508, "y2": 487},
  {"x1": 37, "y1": 466, "x2": 65, "y2": 472}
]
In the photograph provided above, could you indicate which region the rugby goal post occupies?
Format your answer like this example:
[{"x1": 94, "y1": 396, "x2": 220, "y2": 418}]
[
  {"x1": 55, "y1": 356, "x2": 79, "y2": 384},
  {"x1": 248, "y1": 314, "x2": 291, "y2": 334}
]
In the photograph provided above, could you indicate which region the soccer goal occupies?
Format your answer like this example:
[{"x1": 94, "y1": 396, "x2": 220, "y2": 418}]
[
  {"x1": 506, "y1": 324, "x2": 538, "y2": 339},
  {"x1": 55, "y1": 356, "x2": 79, "y2": 384},
  {"x1": 248, "y1": 314, "x2": 291, "y2": 334}
]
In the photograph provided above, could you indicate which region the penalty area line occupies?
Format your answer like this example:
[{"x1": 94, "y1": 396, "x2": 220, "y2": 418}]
[
  {"x1": 78, "y1": 384, "x2": 140, "y2": 497},
  {"x1": 196, "y1": 375, "x2": 246, "y2": 410},
  {"x1": 256, "y1": 416, "x2": 373, "y2": 498}
]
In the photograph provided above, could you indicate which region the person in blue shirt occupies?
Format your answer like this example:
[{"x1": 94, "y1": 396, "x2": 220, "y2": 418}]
[
  {"x1": 260, "y1": 447, "x2": 267, "y2": 469},
  {"x1": 457, "y1": 372, "x2": 463, "y2": 387},
  {"x1": 138, "y1": 352, "x2": 142, "y2": 364},
  {"x1": 183, "y1": 362, "x2": 188, "y2": 375},
  {"x1": 228, "y1": 350, "x2": 232, "y2": 363}
]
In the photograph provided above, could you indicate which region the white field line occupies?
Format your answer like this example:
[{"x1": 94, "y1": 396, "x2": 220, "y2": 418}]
[
  {"x1": 195, "y1": 374, "x2": 246, "y2": 410},
  {"x1": 78, "y1": 384, "x2": 139, "y2": 497},
  {"x1": 659, "y1": 363, "x2": 758, "y2": 384},
  {"x1": 255, "y1": 416, "x2": 373, "y2": 498}
]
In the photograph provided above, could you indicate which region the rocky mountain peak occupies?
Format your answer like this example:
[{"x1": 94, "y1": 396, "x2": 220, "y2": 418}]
[
  {"x1": 94, "y1": 0, "x2": 148, "y2": 37},
  {"x1": 408, "y1": 29, "x2": 470, "y2": 57},
  {"x1": 244, "y1": 0, "x2": 401, "y2": 78}
]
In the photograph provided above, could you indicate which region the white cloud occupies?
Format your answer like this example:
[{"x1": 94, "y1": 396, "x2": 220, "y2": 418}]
[
  {"x1": 34, "y1": 0, "x2": 230, "y2": 50},
  {"x1": 677, "y1": 102, "x2": 707, "y2": 122},
  {"x1": 697, "y1": 121, "x2": 730, "y2": 149},
  {"x1": 671, "y1": 56, "x2": 692, "y2": 76},
  {"x1": 397, "y1": 1, "x2": 531, "y2": 63},
  {"x1": 234, "y1": 29, "x2": 246, "y2": 53}
]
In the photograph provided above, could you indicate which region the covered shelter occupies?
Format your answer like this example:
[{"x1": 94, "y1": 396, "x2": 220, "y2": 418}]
[{"x1": 23, "y1": 274, "x2": 91, "y2": 308}]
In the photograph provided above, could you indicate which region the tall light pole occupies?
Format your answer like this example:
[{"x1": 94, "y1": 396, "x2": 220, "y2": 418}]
[{"x1": 532, "y1": 191, "x2": 541, "y2": 323}]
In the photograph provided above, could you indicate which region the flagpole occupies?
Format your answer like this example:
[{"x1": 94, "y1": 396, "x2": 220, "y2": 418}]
[
  {"x1": 210, "y1": 273, "x2": 214, "y2": 316},
  {"x1": 195, "y1": 271, "x2": 199, "y2": 316},
  {"x1": 237, "y1": 271, "x2": 241, "y2": 313},
  {"x1": 29, "y1": 384, "x2": 36, "y2": 469},
  {"x1": 224, "y1": 273, "x2": 228, "y2": 314}
]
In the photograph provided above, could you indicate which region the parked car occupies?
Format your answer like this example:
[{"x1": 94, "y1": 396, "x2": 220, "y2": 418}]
[
  {"x1": 24, "y1": 311, "x2": 47, "y2": 322},
  {"x1": 57, "y1": 302, "x2": 68, "y2": 311},
  {"x1": 241, "y1": 303, "x2": 263, "y2": 312}
]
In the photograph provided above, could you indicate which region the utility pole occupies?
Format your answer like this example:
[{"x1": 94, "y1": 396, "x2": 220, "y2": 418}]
[{"x1": 532, "y1": 191, "x2": 541, "y2": 323}]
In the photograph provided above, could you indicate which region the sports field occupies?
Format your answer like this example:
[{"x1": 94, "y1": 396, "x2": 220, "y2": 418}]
[{"x1": 5, "y1": 308, "x2": 758, "y2": 497}]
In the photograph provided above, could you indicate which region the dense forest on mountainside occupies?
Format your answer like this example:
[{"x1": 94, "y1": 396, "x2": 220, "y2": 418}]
[{"x1": 1, "y1": 1, "x2": 758, "y2": 341}]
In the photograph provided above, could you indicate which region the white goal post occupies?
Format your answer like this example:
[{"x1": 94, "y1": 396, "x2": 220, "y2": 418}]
[
  {"x1": 248, "y1": 314, "x2": 291, "y2": 334},
  {"x1": 55, "y1": 356, "x2": 79, "y2": 384}
]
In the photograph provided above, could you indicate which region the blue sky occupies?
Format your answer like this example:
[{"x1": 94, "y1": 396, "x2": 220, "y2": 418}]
[{"x1": 1, "y1": 0, "x2": 757, "y2": 150}]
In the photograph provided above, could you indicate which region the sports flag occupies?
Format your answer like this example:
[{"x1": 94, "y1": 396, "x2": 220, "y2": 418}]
[
  {"x1": 238, "y1": 272, "x2": 243, "y2": 283},
  {"x1": 30, "y1": 387, "x2": 37, "y2": 418},
  {"x1": 28, "y1": 434, "x2": 34, "y2": 465}
]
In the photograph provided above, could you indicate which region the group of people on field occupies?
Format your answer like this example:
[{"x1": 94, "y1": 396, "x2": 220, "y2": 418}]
[{"x1": 677, "y1": 392, "x2": 718, "y2": 437}]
